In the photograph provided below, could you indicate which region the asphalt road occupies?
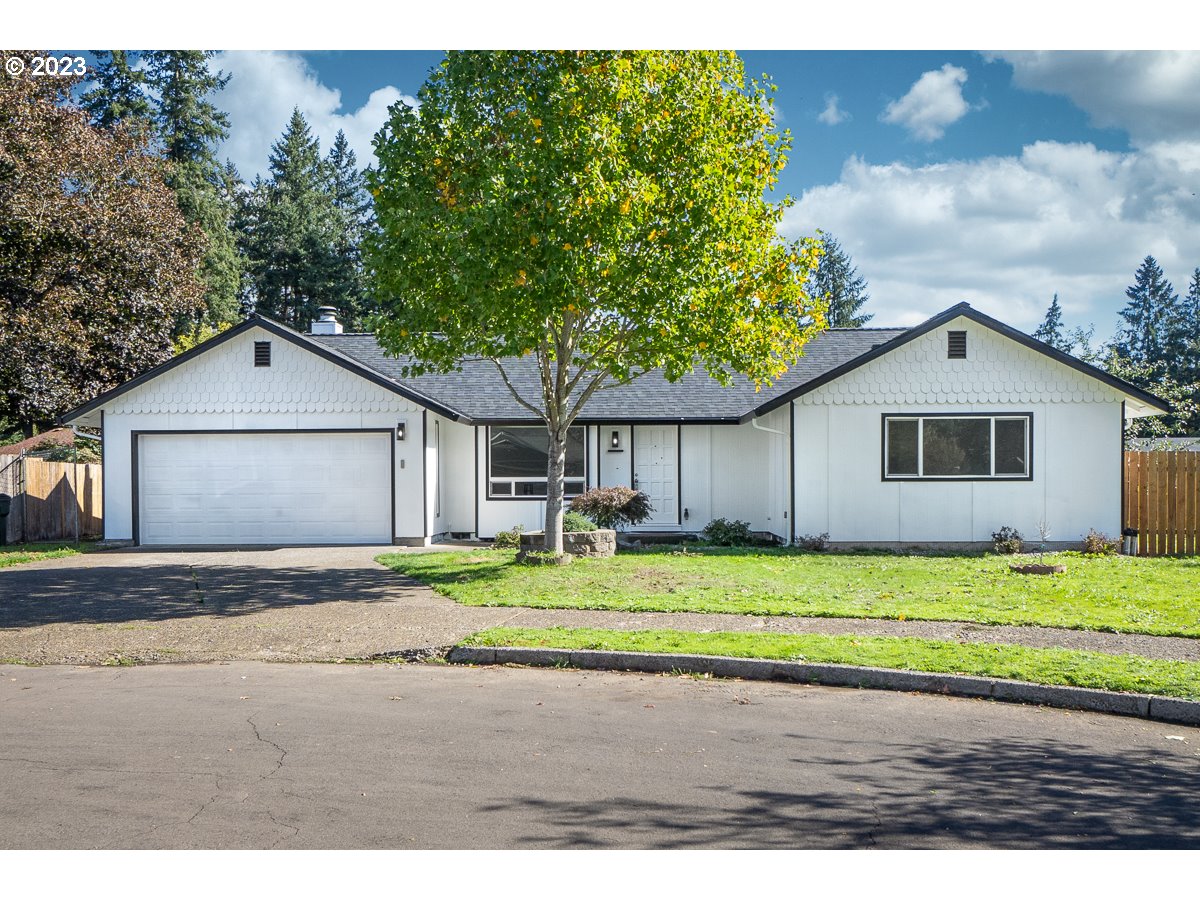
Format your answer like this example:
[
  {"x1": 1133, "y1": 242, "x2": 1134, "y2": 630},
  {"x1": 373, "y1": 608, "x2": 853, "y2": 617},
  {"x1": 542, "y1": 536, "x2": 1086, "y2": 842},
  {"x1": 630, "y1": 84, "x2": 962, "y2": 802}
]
[{"x1": 2, "y1": 662, "x2": 1197, "y2": 849}]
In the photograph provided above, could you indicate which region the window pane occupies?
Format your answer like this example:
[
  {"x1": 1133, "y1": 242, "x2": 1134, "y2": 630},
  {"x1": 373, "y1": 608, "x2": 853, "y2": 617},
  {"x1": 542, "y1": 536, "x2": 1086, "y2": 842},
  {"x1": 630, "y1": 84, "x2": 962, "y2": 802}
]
[
  {"x1": 995, "y1": 418, "x2": 1028, "y2": 475},
  {"x1": 886, "y1": 419, "x2": 919, "y2": 476},
  {"x1": 490, "y1": 481, "x2": 512, "y2": 495},
  {"x1": 923, "y1": 418, "x2": 990, "y2": 476},
  {"x1": 490, "y1": 426, "x2": 586, "y2": 480},
  {"x1": 491, "y1": 427, "x2": 549, "y2": 478},
  {"x1": 565, "y1": 479, "x2": 585, "y2": 496},
  {"x1": 515, "y1": 481, "x2": 547, "y2": 497}
]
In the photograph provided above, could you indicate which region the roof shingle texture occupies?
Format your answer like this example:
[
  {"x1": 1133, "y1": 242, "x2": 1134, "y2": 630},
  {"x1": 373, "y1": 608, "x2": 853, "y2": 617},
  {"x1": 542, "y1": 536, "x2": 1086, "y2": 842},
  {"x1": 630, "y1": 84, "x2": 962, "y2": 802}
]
[{"x1": 311, "y1": 328, "x2": 908, "y2": 422}]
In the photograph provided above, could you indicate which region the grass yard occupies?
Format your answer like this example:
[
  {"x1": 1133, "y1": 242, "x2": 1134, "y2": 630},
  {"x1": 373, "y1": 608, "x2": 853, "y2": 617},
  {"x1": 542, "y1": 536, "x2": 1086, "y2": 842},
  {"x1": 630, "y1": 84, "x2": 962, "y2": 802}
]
[
  {"x1": 462, "y1": 627, "x2": 1200, "y2": 701},
  {"x1": 0, "y1": 542, "x2": 93, "y2": 569},
  {"x1": 378, "y1": 546, "x2": 1200, "y2": 638}
]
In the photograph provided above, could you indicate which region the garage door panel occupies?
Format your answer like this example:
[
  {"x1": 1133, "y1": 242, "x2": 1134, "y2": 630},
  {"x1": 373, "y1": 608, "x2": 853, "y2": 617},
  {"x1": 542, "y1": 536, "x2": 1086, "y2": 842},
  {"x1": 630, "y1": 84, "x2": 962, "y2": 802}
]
[{"x1": 138, "y1": 432, "x2": 392, "y2": 545}]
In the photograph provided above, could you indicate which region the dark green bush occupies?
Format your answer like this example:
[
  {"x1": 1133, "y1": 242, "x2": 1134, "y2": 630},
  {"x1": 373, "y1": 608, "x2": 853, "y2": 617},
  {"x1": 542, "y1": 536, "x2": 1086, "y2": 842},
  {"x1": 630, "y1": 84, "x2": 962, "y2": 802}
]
[
  {"x1": 702, "y1": 517, "x2": 754, "y2": 546},
  {"x1": 992, "y1": 526, "x2": 1023, "y2": 555}
]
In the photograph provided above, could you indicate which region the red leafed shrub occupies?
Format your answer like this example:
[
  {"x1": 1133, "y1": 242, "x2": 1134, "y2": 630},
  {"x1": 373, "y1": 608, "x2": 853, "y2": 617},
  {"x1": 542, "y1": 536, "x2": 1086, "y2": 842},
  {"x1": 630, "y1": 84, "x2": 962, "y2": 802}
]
[{"x1": 569, "y1": 487, "x2": 654, "y2": 530}]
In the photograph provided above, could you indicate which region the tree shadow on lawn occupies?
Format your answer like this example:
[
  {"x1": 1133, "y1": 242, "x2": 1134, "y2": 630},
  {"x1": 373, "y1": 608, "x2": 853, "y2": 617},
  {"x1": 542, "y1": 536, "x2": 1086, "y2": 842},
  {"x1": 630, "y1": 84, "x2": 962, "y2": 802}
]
[
  {"x1": 478, "y1": 732, "x2": 1200, "y2": 849},
  {"x1": 0, "y1": 562, "x2": 428, "y2": 628}
]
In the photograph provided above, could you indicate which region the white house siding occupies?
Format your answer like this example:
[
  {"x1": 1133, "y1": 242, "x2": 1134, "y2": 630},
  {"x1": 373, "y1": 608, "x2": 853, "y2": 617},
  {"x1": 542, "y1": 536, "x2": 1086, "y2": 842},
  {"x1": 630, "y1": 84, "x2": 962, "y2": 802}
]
[
  {"x1": 437, "y1": 417, "x2": 476, "y2": 536},
  {"x1": 99, "y1": 326, "x2": 426, "y2": 543},
  {"x1": 791, "y1": 316, "x2": 1126, "y2": 545}
]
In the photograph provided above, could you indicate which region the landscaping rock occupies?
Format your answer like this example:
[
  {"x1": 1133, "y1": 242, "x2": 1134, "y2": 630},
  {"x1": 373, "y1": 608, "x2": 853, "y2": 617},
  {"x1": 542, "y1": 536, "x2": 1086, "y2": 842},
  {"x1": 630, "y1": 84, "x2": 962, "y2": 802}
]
[{"x1": 519, "y1": 529, "x2": 617, "y2": 558}]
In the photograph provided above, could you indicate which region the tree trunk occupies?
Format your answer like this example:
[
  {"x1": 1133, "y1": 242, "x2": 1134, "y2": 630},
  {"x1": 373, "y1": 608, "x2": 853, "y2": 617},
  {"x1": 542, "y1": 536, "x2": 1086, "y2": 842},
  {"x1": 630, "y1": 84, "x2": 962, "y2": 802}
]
[{"x1": 543, "y1": 428, "x2": 567, "y2": 555}]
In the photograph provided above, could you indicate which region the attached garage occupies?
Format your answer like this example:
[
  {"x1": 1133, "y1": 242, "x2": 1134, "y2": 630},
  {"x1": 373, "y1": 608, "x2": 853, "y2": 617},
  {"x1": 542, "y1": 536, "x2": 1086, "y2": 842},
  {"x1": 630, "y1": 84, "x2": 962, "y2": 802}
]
[{"x1": 135, "y1": 431, "x2": 393, "y2": 545}]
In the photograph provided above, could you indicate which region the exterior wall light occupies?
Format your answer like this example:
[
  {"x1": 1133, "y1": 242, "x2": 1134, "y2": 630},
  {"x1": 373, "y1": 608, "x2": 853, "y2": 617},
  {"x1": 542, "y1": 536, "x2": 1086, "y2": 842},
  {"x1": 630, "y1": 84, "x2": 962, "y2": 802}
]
[
  {"x1": 396, "y1": 421, "x2": 407, "y2": 441},
  {"x1": 610, "y1": 430, "x2": 621, "y2": 450}
]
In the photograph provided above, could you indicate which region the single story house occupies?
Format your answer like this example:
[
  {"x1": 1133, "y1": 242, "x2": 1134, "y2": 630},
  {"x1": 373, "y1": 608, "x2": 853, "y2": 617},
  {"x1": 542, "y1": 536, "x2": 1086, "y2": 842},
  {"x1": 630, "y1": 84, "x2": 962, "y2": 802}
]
[{"x1": 62, "y1": 302, "x2": 1168, "y2": 548}]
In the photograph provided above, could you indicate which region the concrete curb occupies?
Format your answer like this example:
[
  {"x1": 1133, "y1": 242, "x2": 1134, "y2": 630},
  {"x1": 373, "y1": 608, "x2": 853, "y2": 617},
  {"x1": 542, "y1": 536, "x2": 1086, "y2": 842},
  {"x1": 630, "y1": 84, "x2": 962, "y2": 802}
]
[{"x1": 446, "y1": 646, "x2": 1200, "y2": 727}]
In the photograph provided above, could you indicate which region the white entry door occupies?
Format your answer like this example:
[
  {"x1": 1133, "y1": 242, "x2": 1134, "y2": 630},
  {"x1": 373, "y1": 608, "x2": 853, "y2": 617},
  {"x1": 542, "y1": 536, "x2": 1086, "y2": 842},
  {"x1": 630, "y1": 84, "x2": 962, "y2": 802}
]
[
  {"x1": 138, "y1": 431, "x2": 392, "y2": 545},
  {"x1": 632, "y1": 426, "x2": 678, "y2": 526}
]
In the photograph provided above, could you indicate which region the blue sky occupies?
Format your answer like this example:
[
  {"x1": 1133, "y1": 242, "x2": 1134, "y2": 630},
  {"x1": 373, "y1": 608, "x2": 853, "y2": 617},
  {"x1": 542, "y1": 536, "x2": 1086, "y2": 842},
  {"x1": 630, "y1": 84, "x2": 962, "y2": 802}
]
[{"x1": 206, "y1": 50, "x2": 1200, "y2": 335}]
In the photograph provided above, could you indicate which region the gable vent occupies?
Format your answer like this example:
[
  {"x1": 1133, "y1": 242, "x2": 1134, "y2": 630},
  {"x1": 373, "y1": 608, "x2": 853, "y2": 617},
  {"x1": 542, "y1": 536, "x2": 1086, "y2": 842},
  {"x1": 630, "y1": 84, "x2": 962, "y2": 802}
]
[
  {"x1": 254, "y1": 341, "x2": 272, "y2": 367},
  {"x1": 947, "y1": 330, "x2": 967, "y2": 359}
]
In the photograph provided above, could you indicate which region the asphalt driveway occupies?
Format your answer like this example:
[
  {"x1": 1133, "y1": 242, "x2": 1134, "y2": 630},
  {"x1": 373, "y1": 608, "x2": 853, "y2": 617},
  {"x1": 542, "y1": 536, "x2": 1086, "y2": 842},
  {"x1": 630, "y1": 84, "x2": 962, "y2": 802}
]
[
  {"x1": 0, "y1": 546, "x2": 512, "y2": 664},
  {"x1": 2, "y1": 661, "x2": 1197, "y2": 849}
]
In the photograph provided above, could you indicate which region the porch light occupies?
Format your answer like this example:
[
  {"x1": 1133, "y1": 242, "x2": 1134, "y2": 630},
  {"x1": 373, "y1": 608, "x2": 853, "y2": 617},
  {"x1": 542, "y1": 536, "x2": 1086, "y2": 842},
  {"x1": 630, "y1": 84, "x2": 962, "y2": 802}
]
[
  {"x1": 611, "y1": 430, "x2": 621, "y2": 450},
  {"x1": 396, "y1": 421, "x2": 407, "y2": 441}
]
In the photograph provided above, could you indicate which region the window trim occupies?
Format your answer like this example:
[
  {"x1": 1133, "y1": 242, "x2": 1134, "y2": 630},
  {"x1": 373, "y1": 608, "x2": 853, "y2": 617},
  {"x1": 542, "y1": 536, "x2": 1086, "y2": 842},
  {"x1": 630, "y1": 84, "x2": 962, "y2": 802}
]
[
  {"x1": 880, "y1": 412, "x2": 1033, "y2": 481},
  {"x1": 486, "y1": 425, "x2": 589, "y2": 501}
]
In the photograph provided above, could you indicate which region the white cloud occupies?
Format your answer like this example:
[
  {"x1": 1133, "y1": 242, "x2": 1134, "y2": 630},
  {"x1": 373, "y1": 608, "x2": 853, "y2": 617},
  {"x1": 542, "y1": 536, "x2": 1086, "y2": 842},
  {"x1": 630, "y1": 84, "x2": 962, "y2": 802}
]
[
  {"x1": 993, "y1": 51, "x2": 1200, "y2": 145},
  {"x1": 211, "y1": 51, "x2": 417, "y2": 178},
  {"x1": 783, "y1": 140, "x2": 1200, "y2": 330},
  {"x1": 880, "y1": 64, "x2": 972, "y2": 142},
  {"x1": 817, "y1": 93, "x2": 849, "y2": 126}
]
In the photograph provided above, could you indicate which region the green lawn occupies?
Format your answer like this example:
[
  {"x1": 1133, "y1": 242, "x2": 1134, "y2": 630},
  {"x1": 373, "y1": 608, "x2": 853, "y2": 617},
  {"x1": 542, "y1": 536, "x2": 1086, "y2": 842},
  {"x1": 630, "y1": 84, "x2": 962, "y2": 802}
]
[
  {"x1": 0, "y1": 542, "x2": 92, "y2": 569},
  {"x1": 378, "y1": 546, "x2": 1200, "y2": 638},
  {"x1": 462, "y1": 627, "x2": 1200, "y2": 701}
]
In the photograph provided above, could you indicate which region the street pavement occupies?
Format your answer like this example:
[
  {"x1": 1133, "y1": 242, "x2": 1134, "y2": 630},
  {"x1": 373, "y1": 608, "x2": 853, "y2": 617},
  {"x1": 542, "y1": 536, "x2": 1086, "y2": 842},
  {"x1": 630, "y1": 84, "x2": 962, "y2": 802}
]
[{"x1": 2, "y1": 661, "x2": 1197, "y2": 849}]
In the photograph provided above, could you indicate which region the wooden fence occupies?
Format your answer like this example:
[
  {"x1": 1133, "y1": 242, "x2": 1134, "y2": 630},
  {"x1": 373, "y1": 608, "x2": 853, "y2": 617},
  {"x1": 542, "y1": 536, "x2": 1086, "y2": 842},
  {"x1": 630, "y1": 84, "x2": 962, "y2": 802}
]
[
  {"x1": 1123, "y1": 451, "x2": 1200, "y2": 556},
  {"x1": 0, "y1": 454, "x2": 103, "y2": 543}
]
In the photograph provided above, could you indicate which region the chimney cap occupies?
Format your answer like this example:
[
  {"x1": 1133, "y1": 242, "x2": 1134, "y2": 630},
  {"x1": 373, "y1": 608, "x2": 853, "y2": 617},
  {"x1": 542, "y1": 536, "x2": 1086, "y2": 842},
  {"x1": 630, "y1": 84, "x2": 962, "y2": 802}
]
[{"x1": 310, "y1": 306, "x2": 344, "y2": 335}]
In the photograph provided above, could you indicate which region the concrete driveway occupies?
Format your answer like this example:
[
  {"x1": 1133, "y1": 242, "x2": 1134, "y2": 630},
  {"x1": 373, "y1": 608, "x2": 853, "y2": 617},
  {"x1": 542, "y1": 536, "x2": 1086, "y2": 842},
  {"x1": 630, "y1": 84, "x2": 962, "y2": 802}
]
[{"x1": 0, "y1": 546, "x2": 512, "y2": 664}]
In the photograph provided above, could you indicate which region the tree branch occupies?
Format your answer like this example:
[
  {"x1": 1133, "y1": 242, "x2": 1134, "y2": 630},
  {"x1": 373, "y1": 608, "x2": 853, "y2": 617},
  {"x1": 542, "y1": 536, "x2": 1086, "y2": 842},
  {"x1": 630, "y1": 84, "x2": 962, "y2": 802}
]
[{"x1": 489, "y1": 358, "x2": 547, "y2": 420}]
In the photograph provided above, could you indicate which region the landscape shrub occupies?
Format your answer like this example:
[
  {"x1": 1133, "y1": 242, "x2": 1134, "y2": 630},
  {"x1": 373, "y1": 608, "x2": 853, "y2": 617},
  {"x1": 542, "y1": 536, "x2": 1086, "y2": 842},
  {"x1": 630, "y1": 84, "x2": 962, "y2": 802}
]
[
  {"x1": 563, "y1": 511, "x2": 599, "y2": 532},
  {"x1": 1081, "y1": 529, "x2": 1120, "y2": 556},
  {"x1": 493, "y1": 524, "x2": 524, "y2": 549},
  {"x1": 702, "y1": 517, "x2": 754, "y2": 546},
  {"x1": 795, "y1": 532, "x2": 830, "y2": 551},
  {"x1": 569, "y1": 486, "x2": 654, "y2": 530},
  {"x1": 991, "y1": 526, "x2": 1024, "y2": 555}
]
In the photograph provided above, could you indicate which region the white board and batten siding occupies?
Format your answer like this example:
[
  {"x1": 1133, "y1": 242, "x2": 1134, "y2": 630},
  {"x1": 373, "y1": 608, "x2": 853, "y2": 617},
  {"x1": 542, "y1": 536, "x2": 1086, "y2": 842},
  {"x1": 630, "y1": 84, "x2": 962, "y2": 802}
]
[
  {"x1": 100, "y1": 326, "x2": 429, "y2": 545},
  {"x1": 791, "y1": 316, "x2": 1126, "y2": 545}
]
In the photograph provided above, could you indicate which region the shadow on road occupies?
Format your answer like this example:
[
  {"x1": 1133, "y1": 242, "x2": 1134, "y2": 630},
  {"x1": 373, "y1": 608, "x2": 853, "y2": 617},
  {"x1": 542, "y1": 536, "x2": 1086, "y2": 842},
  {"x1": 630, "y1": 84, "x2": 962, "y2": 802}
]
[
  {"x1": 480, "y1": 732, "x2": 1200, "y2": 849},
  {"x1": 0, "y1": 564, "x2": 419, "y2": 628}
]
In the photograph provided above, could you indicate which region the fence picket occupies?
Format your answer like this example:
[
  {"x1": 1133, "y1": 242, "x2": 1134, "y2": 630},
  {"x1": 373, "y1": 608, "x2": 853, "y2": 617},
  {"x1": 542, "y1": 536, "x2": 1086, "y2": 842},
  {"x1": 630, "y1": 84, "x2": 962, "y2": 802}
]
[{"x1": 1123, "y1": 451, "x2": 1200, "y2": 557}]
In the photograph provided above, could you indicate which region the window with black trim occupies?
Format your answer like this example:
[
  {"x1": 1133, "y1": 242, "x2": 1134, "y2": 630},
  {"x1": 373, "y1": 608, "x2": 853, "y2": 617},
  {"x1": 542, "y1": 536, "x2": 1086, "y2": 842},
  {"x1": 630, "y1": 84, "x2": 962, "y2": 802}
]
[
  {"x1": 883, "y1": 414, "x2": 1031, "y2": 479},
  {"x1": 489, "y1": 426, "x2": 586, "y2": 498}
]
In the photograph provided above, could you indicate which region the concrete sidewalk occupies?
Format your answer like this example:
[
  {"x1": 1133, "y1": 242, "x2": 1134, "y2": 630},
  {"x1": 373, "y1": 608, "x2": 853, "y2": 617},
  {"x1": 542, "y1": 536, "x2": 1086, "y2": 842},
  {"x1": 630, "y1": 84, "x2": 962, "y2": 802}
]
[{"x1": 2, "y1": 545, "x2": 1198, "y2": 664}]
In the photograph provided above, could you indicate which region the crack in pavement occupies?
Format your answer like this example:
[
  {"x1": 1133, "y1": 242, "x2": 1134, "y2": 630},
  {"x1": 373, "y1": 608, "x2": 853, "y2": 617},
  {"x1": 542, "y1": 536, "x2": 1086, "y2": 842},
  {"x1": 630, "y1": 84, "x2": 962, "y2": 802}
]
[{"x1": 247, "y1": 716, "x2": 288, "y2": 779}]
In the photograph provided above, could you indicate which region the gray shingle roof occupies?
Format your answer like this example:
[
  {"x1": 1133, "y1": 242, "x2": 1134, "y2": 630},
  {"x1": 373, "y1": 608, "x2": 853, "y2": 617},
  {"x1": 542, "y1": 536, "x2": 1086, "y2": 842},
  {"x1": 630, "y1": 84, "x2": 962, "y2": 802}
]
[{"x1": 310, "y1": 328, "x2": 908, "y2": 423}]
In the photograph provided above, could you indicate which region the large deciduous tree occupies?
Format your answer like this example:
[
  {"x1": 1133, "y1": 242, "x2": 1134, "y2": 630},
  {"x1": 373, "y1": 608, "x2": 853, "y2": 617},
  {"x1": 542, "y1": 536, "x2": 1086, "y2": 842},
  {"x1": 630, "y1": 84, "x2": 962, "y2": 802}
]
[
  {"x1": 367, "y1": 51, "x2": 823, "y2": 553},
  {"x1": 0, "y1": 54, "x2": 204, "y2": 434}
]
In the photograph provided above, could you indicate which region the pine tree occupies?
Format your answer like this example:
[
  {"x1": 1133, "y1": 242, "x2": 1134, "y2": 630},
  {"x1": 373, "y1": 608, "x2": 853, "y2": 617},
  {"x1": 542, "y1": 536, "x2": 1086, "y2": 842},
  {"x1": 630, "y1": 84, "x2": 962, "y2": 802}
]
[
  {"x1": 807, "y1": 234, "x2": 872, "y2": 327},
  {"x1": 324, "y1": 130, "x2": 375, "y2": 328},
  {"x1": 1182, "y1": 268, "x2": 1200, "y2": 384},
  {"x1": 144, "y1": 51, "x2": 243, "y2": 329},
  {"x1": 1033, "y1": 293, "x2": 1070, "y2": 351},
  {"x1": 1114, "y1": 255, "x2": 1183, "y2": 371},
  {"x1": 242, "y1": 109, "x2": 342, "y2": 330},
  {"x1": 81, "y1": 51, "x2": 152, "y2": 131}
]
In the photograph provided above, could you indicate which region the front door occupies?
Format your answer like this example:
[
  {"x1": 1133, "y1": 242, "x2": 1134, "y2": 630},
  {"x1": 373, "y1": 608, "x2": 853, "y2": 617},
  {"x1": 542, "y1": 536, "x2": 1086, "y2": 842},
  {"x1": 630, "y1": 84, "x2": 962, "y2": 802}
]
[{"x1": 632, "y1": 426, "x2": 678, "y2": 526}]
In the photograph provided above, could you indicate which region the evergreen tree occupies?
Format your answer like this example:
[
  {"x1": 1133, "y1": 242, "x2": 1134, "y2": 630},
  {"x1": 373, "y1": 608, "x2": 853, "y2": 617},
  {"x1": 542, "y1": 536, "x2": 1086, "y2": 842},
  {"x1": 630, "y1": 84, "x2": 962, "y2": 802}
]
[
  {"x1": 807, "y1": 234, "x2": 872, "y2": 327},
  {"x1": 1032, "y1": 293, "x2": 1071, "y2": 351},
  {"x1": 144, "y1": 51, "x2": 243, "y2": 329},
  {"x1": 242, "y1": 109, "x2": 343, "y2": 330},
  {"x1": 1182, "y1": 268, "x2": 1200, "y2": 383},
  {"x1": 81, "y1": 51, "x2": 152, "y2": 131},
  {"x1": 324, "y1": 130, "x2": 375, "y2": 328},
  {"x1": 1114, "y1": 255, "x2": 1183, "y2": 371}
]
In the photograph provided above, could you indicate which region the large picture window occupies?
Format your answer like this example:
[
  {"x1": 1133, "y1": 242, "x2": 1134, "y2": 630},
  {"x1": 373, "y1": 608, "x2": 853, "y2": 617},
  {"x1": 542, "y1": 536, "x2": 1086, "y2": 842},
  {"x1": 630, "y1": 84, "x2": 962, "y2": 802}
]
[
  {"x1": 488, "y1": 426, "x2": 587, "y2": 498},
  {"x1": 883, "y1": 414, "x2": 1031, "y2": 480}
]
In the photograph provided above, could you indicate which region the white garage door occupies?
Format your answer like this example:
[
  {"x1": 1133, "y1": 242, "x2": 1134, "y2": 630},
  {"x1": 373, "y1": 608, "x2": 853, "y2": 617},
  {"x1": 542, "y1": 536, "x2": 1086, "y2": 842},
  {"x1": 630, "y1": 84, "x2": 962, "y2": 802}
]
[{"x1": 138, "y1": 432, "x2": 392, "y2": 545}]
